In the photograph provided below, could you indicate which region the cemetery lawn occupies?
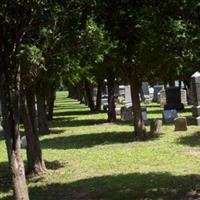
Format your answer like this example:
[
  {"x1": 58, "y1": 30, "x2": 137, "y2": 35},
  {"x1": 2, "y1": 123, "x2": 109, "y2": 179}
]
[{"x1": 1, "y1": 91, "x2": 200, "y2": 200}]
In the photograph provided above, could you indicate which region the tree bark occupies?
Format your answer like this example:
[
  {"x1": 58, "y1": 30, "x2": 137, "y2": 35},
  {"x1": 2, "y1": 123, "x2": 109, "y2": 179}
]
[
  {"x1": 107, "y1": 75, "x2": 116, "y2": 122},
  {"x1": 1, "y1": 71, "x2": 29, "y2": 200},
  {"x1": 36, "y1": 83, "x2": 49, "y2": 134},
  {"x1": 130, "y1": 75, "x2": 146, "y2": 138},
  {"x1": 21, "y1": 91, "x2": 46, "y2": 176},
  {"x1": 95, "y1": 79, "x2": 102, "y2": 112},
  {"x1": 47, "y1": 82, "x2": 56, "y2": 121},
  {"x1": 84, "y1": 79, "x2": 95, "y2": 111}
]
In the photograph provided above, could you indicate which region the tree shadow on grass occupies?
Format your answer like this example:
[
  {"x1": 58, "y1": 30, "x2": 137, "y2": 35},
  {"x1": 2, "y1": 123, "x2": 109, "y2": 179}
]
[
  {"x1": 41, "y1": 131, "x2": 160, "y2": 150},
  {"x1": 0, "y1": 162, "x2": 12, "y2": 194},
  {"x1": 49, "y1": 119, "x2": 107, "y2": 128},
  {"x1": 53, "y1": 110, "x2": 98, "y2": 117},
  {"x1": 2, "y1": 172, "x2": 199, "y2": 200},
  {"x1": 177, "y1": 132, "x2": 200, "y2": 147},
  {"x1": 45, "y1": 160, "x2": 68, "y2": 170}
]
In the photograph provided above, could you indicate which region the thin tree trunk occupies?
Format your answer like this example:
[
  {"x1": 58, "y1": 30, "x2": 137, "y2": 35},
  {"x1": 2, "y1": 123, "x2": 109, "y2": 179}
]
[
  {"x1": 107, "y1": 75, "x2": 116, "y2": 122},
  {"x1": 47, "y1": 82, "x2": 56, "y2": 121},
  {"x1": 130, "y1": 75, "x2": 146, "y2": 138},
  {"x1": 1, "y1": 71, "x2": 29, "y2": 200},
  {"x1": 96, "y1": 80, "x2": 102, "y2": 112},
  {"x1": 84, "y1": 79, "x2": 95, "y2": 111},
  {"x1": 21, "y1": 92, "x2": 46, "y2": 176},
  {"x1": 36, "y1": 84, "x2": 49, "y2": 134}
]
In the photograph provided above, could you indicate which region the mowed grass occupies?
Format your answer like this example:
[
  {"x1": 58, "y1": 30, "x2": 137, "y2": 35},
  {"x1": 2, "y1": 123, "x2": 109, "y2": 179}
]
[{"x1": 1, "y1": 91, "x2": 200, "y2": 199}]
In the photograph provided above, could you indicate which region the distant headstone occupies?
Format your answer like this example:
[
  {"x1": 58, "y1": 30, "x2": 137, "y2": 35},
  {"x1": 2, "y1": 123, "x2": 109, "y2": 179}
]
[
  {"x1": 142, "y1": 110, "x2": 149, "y2": 125},
  {"x1": 119, "y1": 85, "x2": 125, "y2": 96},
  {"x1": 191, "y1": 72, "x2": 200, "y2": 125},
  {"x1": 142, "y1": 82, "x2": 149, "y2": 95},
  {"x1": 150, "y1": 119, "x2": 162, "y2": 134},
  {"x1": 174, "y1": 117, "x2": 187, "y2": 131},
  {"x1": 124, "y1": 85, "x2": 132, "y2": 105},
  {"x1": 121, "y1": 106, "x2": 133, "y2": 121},
  {"x1": 153, "y1": 85, "x2": 164, "y2": 102},
  {"x1": 160, "y1": 90, "x2": 166, "y2": 108},
  {"x1": 164, "y1": 87, "x2": 184, "y2": 110},
  {"x1": 180, "y1": 89, "x2": 188, "y2": 106},
  {"x1": 21, "y1": 136, "x2": 27, "y2": 148},
  {"x1": 163, "y1": 109, "x2": 177, "y2": 123}
]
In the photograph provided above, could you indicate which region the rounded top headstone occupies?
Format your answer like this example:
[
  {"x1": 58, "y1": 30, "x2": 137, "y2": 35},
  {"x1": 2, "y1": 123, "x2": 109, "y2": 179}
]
[{"x1": 192, "y1": 72, "x2": 200, "y2": 78}]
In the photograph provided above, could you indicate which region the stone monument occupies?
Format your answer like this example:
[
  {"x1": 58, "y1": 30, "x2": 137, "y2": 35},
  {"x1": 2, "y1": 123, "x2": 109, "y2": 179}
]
[
  {"x1": 164, "y1": 87, "x2": 184, "y2": 110},
  {"x1": 191, "y1": 72, "x2": 200, "y2": 125}
]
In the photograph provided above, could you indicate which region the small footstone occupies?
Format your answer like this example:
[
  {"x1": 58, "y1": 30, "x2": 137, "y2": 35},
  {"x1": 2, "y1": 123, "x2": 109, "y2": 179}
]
[
  {"x1": 150, "y1": 119, "x2": 162, "y2": 134},
  {"x1": 174, "y1": 117, "x2": 187, "y2": 131}
]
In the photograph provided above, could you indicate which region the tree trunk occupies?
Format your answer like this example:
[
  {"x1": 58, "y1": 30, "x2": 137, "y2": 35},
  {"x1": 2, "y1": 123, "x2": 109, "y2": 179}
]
[
  {"x1": 36, "y1": 84, "x2": 49, "y2": 134},
  {"x1": 1, "y1": 71, "x2": 29, "y2": 200},
  {"x1": 96, "y1": 80, "x2": 102, "y2": 112},
  {"x1": 130, "y1": 75, "x2": 146, "y2": 138},
  {"x1": 47, "y1": 82, "x2": 56, "y2": 121},
  {"x1": 84, "y1": 79, "x2": 95, "y2": 111},
  {"x1": 107, "y1": 75, "x2": 116, "y2": 122},
  {"x1": 21, "y1": 92, "x2": 46, "y2": 176}
]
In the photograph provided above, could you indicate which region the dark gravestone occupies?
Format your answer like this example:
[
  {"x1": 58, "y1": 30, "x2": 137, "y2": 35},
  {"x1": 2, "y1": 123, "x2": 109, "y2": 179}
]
[
  {"x1": 142, "y1": 82, "x2": 149, "y2": 95},
  {"x1": 153, "y1": 85, "x2": 164, "y2": 102},
  {"x1": 191, "y1": 72, "x2": 200, "y2": 125},
  {"x1": 163, "y1": 109, "x2": 177, "y2": 123},
  {"x1": 164, "y1": 87, "x2": 184, "y2": 110}
]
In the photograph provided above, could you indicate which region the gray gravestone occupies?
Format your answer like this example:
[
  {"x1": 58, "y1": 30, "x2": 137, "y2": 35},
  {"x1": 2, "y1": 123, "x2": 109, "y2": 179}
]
[
  {"x1": 180, "y1": 89, "x2": 188, "y2": 105},
  {"x1": 163, "y1": 109, "x2": 177, "y2": 123},
  {"x1": 174, "y1": 117, "x2": 187, "y2": 131},
  {"x1": 119, "y1": 85, "x2": 125, "y2": 96},
  {"x1": 150, "y1": 119, "x2": 162, "y2": 134},
  {"x1": 153, "y1": 85, "x2": 164, "y2": 102},
  {"x1": 160, "y1": 90, "x2": 166, "y2": 108},
  {"x1": 164, "y1": 87, "x2": 184, "y2": 110},
  {"x1": 142, "y1": 82, "x2": 149, "y2": 95},
  {"x1": 121, "y1": 106, "x2": 133, "y2": 121},
  {"x1": 124, "y1": 85, "x2": 132, "y2": 105},
  {"x1": 191, "y1": 72, "x2": 200, "y2": 125},
  {"x1": 142, "y1": 110, "x2": 149, "y2": 125}
]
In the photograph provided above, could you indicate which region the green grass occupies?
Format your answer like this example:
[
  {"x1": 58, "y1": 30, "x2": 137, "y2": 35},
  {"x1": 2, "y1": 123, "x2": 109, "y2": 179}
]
[{"x1": 1, "y1": 91, "x2": 200, "y2": 199}]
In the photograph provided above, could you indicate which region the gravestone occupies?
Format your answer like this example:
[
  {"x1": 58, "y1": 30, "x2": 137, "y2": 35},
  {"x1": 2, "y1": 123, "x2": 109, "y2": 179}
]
[
  {"x1": 150, "y1": 119, "x2": 162, "y2": 134},
  {"x1": 119, "y1": 85, "x2": 125, "y2": 96},
  {"x1": 124, "y1": 85, "x2": 132, "y2": 105},
  {"x1": 191, "y1": 72, "x2": 200, "y2": 125},
  {"x1": 121, "y1": 106, "x2": 133, "y2": 121},
  {"x1": 21, "y1": 136, "x2": 27, "y2": 148},
  {"x1": 160, "y1": 90, "x2": 166, "y2": 108},
  {"x1": 164, "y1": 87, "x2": 184, "y2": 110},
  {"x1": 142, "y1": 82, "x2": 149, "y2": 95},
  {"x1": 153, "y1": 85, "x2": 164, "y2": 102},
  {"x1": 180, "y1": 89, "x2": 188, "y2": 106},
  {"x1": 101, "y1": 95, "x2": 108, "y2": 111},
  {"x1": 174, "y1": 117, "x2": 187, "y2": 131},
  {"x1": 142, "y1": 110, "x2": 149, "y2": 125},
  {"x1": 163, "y1": 109, "x2": 177, "y2": 123}
]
